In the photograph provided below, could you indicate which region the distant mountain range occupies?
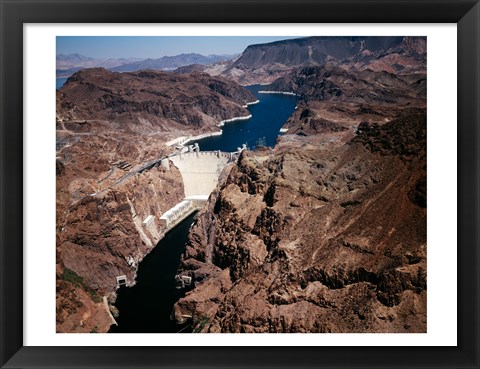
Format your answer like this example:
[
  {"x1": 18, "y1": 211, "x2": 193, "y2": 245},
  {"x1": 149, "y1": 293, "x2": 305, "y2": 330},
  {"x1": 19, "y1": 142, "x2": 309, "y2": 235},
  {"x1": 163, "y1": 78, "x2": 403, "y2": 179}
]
[
  {"x1": 56, "y1": 53, "x2": 144, "y2": 71},
  {"x1": 111, "y1": 53, "x2": 236, "y2": 72},
  {"x1": 56, "y1": 53, "x2": 236, "y2": 78},
  {"x1": 57, "y1": 37, "x2": 426, "y2": 85}
]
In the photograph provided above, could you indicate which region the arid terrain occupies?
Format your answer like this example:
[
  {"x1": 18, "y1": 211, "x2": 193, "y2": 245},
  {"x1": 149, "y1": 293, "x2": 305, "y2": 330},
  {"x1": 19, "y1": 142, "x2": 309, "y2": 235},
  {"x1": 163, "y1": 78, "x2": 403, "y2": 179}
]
[
  {"x1": 56, "y1": 69, "x2": 255, "y2": 332},
  {"x1": 174, "y1": 109, "x2": 426, "y2": 332},
  {"x1": 56, "y1": 36, "x2": 426, "y2": 333}
]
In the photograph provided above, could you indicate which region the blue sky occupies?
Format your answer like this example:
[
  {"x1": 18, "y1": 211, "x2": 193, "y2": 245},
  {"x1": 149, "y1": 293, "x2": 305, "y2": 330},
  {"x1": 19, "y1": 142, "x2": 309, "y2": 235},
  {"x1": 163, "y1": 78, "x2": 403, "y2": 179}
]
[{"x1": 56, "y1": 36, "x2": 302, "y2": 59}]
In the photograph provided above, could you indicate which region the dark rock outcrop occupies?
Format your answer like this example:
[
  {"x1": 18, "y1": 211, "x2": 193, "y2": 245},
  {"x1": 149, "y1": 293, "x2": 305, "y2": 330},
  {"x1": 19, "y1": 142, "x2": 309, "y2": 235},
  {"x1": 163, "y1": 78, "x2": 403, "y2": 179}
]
[
  {"x1": 57, "y1": 68, "x2": 255, "y2": 134},
  {"x1": 268, "y1": 65, "x2": 425, "y2": 104}
]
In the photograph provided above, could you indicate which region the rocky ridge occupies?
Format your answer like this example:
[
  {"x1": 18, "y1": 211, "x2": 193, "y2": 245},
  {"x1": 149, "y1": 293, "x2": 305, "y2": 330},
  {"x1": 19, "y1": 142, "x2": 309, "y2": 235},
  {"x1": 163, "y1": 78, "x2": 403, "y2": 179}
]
[
  {"x1": 268, "y1": 64, "x2": 426, "y2": 147},
  {"x1": 56, "y1": 135, "x2": 186, "y2": 333},
  {"x1": 205, "y1": 36, "x2": 426, "y2": 85},
  {"x1": 57, "y1": 68, "x2": 255, "y2": 135},
  {"x1": 172, "y1": 43, "x2": 427, "y2": 332}
]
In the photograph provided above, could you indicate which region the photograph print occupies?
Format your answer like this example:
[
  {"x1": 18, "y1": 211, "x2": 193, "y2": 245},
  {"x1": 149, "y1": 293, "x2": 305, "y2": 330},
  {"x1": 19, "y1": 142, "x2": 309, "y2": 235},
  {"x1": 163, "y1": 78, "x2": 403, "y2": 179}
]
[{"x1": 55, "y1": 35, "x2": 427, "y2": 334}]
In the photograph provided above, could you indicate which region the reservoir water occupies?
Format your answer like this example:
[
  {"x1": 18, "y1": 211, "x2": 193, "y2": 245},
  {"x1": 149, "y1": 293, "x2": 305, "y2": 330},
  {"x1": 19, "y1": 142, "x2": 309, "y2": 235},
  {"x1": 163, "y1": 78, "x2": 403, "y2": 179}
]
[
  {"x1": 193, "y1": 85, "x2": 298, "y2": 151},
  {"x1": 56, "y1": 77, "x2": 68, "y2": 89},
  {"x1": 109, "y1": 85, "x2": 297, "y2": 333}
]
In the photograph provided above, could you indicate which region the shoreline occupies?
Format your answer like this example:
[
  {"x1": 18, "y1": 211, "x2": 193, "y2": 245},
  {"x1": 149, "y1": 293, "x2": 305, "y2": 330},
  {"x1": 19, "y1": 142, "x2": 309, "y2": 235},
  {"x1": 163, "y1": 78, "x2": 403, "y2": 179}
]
[
  {"x1": 218, "y1": 114, "x2": 252, "y2": 127},
  {"x1": 258, "y1": 90, "x2": 300, "y2": 97},
  {"x1": 166, "y1": 114, "x2": 252, "y2": 147},
  {"x1": 242, "y1": 99, "x2": 260, "y2": 108},
  {"x1": 182, "y1": 131, "x2": 223, "y2": 146},
  {"x1": 166, "y1": 131, "x2": 222, "y2": 147}
]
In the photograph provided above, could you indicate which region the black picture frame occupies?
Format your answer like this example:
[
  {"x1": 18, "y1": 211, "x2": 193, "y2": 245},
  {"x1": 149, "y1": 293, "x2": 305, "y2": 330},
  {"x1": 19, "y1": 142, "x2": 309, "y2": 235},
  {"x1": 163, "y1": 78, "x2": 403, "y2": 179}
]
[{"x1": 1, "y1": 0, "x2": 479, "y2": 368}]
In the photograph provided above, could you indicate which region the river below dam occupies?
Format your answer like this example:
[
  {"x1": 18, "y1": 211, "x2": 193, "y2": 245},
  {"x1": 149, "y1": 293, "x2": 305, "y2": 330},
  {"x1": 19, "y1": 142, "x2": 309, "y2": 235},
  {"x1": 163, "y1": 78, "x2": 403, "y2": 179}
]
[
  {"x1": 109, "y1": 212, "x2": 196, "y2": 333},
  {"x1": 109, "y1": 86, "x2": 298, "y2": 333}
]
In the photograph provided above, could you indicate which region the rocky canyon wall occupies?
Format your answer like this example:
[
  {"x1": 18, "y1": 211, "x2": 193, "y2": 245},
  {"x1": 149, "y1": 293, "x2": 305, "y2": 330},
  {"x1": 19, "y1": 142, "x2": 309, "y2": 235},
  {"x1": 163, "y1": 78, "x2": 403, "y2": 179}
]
[
  {"x1": 173, "y1": 109, "x2": 427, "y2": 333},
  {"x1": 56, "y1": 153, "x2": 185, "y2": 333}
]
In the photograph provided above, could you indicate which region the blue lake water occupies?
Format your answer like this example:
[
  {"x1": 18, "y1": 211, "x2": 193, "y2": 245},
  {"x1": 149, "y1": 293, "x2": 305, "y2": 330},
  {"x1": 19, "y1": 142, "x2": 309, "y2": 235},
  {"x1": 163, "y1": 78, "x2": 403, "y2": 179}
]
[
  {"x1": 56, "y1": 78, "x2": 68, "y2": 89},
  {"x1": 193, "y1": 85, "x2": 298, "y2": 152}
]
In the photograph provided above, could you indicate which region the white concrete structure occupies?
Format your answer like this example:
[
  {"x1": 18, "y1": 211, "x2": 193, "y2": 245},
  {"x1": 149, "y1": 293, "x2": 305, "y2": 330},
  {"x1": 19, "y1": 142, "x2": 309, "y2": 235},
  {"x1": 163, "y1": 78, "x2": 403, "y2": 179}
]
[
  {"x1": 175, "y1": 274, "x2": 192, "y2": 288},
  {"x1": 185, "y1": 195, "x2": 209, "y2": 208},
  {"x1": 170, "y1": 151, "x2": 230, "y2": 197},
  {"x1": 116, "y1": 275, "x2": 127, "y2": 287},
  {"x1": 159, "y1": 200, "x2": 193, "y2": 228},
  {"x1": 155, "y1": 149, "x2": 231, "y2": 233},
  {"x1": 141, "y1": 214, "x2": 161, "y2": 241},
  {"x1": 160, "y1": 158, "x2": 170, "y2": 170},
  {"x1": 143, "y1": 215, "x2": 154, "y2": 227}
]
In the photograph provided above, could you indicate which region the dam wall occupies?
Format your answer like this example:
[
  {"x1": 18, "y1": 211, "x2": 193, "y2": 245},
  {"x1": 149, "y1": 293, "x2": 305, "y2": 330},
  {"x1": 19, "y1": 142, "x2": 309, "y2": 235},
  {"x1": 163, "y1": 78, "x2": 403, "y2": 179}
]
[{"x1": 169, "y1": 151, "x2": 231, "y2": 197}]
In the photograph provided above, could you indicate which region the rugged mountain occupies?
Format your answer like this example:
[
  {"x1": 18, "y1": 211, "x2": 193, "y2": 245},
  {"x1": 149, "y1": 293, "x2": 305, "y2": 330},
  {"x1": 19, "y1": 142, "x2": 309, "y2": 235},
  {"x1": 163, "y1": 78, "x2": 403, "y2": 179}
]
[
  {"x1": 111, "y1": 53, "x2": 235, "y2": 72},
  {"x1": 57, "y1": 68, "x2": 255, "y2": 134},
  {"x1": 236, "y1": 36, "x2": 405, "y2": 67},
  {"x1": 207, "y1": 36, "x2": 426, "y2": 85},
  {"x1": 56, "y1": 53, "x2": 235, "y2": 78},
  {"x1": 56, "y1": 129, "x2": 188, "y2": 332},
  {"x1": 268, "y1": 65, "x2": 425, "y2": 103},
  {"x1": 266, "y1": 64, "x2": 426, "y2": 141},
  {"x1": 56, "y1": 37, "x2": 427, "y2": 334},
  {"x1": 174, "y1": 109, "x2": 426, "y2": 333},
  {"x1": 172, "y1": 64, "x2": 208, "y2": 75}
]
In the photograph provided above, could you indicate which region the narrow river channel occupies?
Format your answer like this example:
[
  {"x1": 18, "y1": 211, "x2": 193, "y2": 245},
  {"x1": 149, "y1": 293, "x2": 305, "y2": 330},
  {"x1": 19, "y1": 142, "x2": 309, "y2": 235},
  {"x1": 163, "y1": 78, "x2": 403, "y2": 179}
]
[
  {"x1": 109, "y1": 212, "x2": 196, "y2": 333},
  {"x1": 109, "y1": 86, "x2": 298, "y2": 333}
]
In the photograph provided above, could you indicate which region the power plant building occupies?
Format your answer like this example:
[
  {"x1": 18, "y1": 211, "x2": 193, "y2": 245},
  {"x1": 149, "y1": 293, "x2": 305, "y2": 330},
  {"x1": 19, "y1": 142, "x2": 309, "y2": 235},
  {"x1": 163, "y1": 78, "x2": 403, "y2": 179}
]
[{"x1": 159, "y1": 200, "x2": 193, "y2": 228}]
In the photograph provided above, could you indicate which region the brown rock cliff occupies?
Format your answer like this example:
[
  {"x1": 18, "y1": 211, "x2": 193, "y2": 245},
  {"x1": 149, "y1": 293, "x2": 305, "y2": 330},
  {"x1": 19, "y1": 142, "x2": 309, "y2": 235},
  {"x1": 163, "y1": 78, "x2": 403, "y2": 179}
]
[{"x1": 174, "y1": 109, "x2": 426, "y2": 333}]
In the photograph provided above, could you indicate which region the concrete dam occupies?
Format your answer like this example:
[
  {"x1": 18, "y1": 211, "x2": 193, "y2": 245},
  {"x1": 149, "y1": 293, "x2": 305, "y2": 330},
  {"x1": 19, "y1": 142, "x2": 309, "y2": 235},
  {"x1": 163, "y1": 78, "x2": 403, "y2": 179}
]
[
  {"x1": 117, "y1": 149, "x2": 234, "y2": 288},
  {"x1": 143, "y1": 149, "x2": 235, "y2": 238},
  {"x1": 169, "y1": 151, "x2": 232, "y2": 197}
]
